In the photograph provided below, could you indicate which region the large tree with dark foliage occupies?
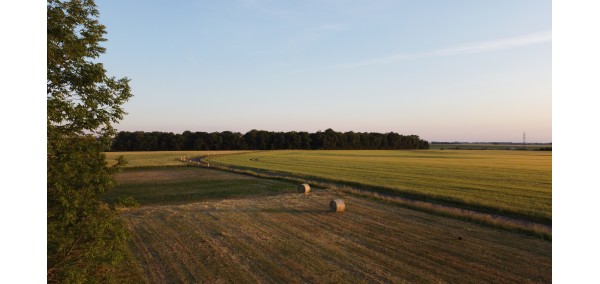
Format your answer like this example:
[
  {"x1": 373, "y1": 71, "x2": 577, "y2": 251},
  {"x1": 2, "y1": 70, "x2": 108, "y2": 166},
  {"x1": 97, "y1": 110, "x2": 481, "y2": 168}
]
[{"x1": 47, "y1": 0, "x2": 133, "y2": 282}]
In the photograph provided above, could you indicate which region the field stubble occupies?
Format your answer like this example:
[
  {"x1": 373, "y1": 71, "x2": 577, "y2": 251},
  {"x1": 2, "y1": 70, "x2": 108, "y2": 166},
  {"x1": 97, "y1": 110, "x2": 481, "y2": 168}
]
[
  {"x1": 122, "y1": 191, "x2": 551, "y2": 283},
  {"x1": 112, "y1": 167, "x2": 551, "y2": 283}
]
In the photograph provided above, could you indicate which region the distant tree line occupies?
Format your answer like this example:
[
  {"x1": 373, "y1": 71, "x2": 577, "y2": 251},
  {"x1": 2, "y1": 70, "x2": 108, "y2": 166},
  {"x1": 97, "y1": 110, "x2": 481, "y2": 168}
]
[{"x1": 110, "y1": 129, "x2": 429, "y2": 151}]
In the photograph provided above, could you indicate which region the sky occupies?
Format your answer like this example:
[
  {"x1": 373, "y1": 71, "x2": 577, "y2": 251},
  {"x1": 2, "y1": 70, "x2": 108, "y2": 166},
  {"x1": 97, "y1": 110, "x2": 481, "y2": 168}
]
[
  {"x1": 95, "y1": 0, "x2": 552, "y2": 142},
  {"x1": 7, "y1": 2, "x2": 600, "y2": 282}
]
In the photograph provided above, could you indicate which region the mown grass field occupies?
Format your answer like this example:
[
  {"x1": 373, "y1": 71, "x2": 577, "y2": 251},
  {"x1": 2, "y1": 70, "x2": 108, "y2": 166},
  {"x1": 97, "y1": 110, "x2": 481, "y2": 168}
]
[
  {"x1": 110, "y1": 166, "x2": 551, "y2": 283},
  {"x1": 207, "y1": 150, "x2": 552, "y2": 223},
  {"x1": 106, "y1": 166, "x2": 292, "y2": 205},
  {"x1": 105, "y1": 150, "x2": 246, "y2": 168}
]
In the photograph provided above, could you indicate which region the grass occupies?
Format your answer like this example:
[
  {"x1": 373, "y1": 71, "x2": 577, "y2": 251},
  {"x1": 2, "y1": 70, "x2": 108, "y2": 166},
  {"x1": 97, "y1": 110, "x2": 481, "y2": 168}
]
[
  {"x1": 207, "y1": 150, "x2": 552, "y2": 224},
  {"x1": 104, "y1": 150, "x2": 247, "y2": 168},
  {"x1": 105, "y1": 166, "x2": 294, "y2": 205},
  {"x1": 187, "y1": 159, "x2": 551, "y2": 239}
]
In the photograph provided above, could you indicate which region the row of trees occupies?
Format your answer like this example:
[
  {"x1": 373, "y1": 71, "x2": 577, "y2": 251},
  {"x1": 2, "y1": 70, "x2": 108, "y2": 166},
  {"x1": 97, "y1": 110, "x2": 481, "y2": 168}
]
[{"x1": 110, "y1": 129, "x2": 430, "y2": 151}]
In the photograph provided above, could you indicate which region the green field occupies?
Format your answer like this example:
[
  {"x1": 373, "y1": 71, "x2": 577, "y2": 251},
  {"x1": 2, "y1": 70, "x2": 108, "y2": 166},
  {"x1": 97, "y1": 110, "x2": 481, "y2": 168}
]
[
  {"x1": 105, "y1": 166, "x2": 292, "y2": 205},
  {"x1": 109, "y1": 166, "x2": 550, "y2": 283},
  {"x1": 207, "y1": 150, "x2": 551, "y2": 223},
  {"x1": 105, "y1": 151, "x2": 245, "y2": 168}
]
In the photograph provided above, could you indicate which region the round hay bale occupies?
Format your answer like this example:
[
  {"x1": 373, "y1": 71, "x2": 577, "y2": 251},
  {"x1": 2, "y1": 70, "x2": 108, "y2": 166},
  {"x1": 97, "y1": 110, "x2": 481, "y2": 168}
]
[
  {"x1": 330, "y1": 199, "x2": 345, "y2": 212},
  {"x1": 297, "y1": 183, "x2": 310, "y2": 194}
]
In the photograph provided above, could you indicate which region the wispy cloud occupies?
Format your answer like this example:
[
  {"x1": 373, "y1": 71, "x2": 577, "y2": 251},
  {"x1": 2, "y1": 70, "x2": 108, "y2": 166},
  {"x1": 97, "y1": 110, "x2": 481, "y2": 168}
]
[{"x1": 340, "y1": 30, "x2": 552, "y2": 68}]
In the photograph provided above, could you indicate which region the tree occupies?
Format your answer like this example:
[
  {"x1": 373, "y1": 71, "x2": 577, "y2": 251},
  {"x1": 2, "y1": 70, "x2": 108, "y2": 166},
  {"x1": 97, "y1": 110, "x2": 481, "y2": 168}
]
[{"x1": 47, "y1": 0, "x2": 133, "y2": 282}]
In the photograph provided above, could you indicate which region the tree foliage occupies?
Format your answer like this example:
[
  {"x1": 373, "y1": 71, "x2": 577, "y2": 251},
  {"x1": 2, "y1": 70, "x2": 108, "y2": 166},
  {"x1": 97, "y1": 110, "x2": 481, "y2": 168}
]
[
  {"x1": 110, "y1": 129, "x2": 430, "y2": 151},
  {"x1": 47, "y1": 0, "x2": 131, "y2": 136},
  {"x1": 47, "y1": 0, "x2": 133, "y2": 282}
]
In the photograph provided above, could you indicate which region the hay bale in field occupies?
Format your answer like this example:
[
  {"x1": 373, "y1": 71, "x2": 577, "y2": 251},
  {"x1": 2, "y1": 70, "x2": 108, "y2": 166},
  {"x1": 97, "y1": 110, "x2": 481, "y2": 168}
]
[
  {"x1": 297, "y1": 183, "x2": 310, "y2": 194},
  {"x1": 330, "y1": 199, "x2": 345, "y2": 212}
]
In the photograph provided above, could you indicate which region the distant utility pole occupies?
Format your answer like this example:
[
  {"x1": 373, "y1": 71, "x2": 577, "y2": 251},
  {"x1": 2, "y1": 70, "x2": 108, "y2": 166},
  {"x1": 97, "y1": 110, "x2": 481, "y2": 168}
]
[{"x1": 523, "y1": 132, "x2": 526, "y2": 147}]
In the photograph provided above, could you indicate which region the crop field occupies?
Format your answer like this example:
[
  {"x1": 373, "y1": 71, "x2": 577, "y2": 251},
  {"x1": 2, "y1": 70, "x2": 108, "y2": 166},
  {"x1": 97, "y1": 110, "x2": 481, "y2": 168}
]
[
  {"x1": 207, "y1": 150, "x2": 552, "y2": 223},
  {"x1": 111, "y1": 166, "x2": 551, "y2": 283}
]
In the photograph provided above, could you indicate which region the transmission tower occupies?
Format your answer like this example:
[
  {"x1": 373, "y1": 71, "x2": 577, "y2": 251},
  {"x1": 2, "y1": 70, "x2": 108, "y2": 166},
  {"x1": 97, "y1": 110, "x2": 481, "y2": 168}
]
[{"x1": 522, "y1": 132, "x2": 526, "y2": 147}]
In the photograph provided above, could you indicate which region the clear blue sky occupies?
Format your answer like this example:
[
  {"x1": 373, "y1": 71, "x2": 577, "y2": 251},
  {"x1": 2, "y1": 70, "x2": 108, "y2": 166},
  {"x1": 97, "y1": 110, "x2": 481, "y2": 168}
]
[{"x1": 96, "y1": 0, "x2": 551, "y2": 142}]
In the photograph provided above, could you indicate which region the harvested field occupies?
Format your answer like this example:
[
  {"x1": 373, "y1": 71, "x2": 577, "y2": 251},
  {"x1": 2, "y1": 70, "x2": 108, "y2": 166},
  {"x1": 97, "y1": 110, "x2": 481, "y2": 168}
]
[
  {"x1": 106, "y1": 158, "x2": 551, "y2": 283},
  {"x1": 122, "y1": 192, "x2": 551, "y2": 283}
]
